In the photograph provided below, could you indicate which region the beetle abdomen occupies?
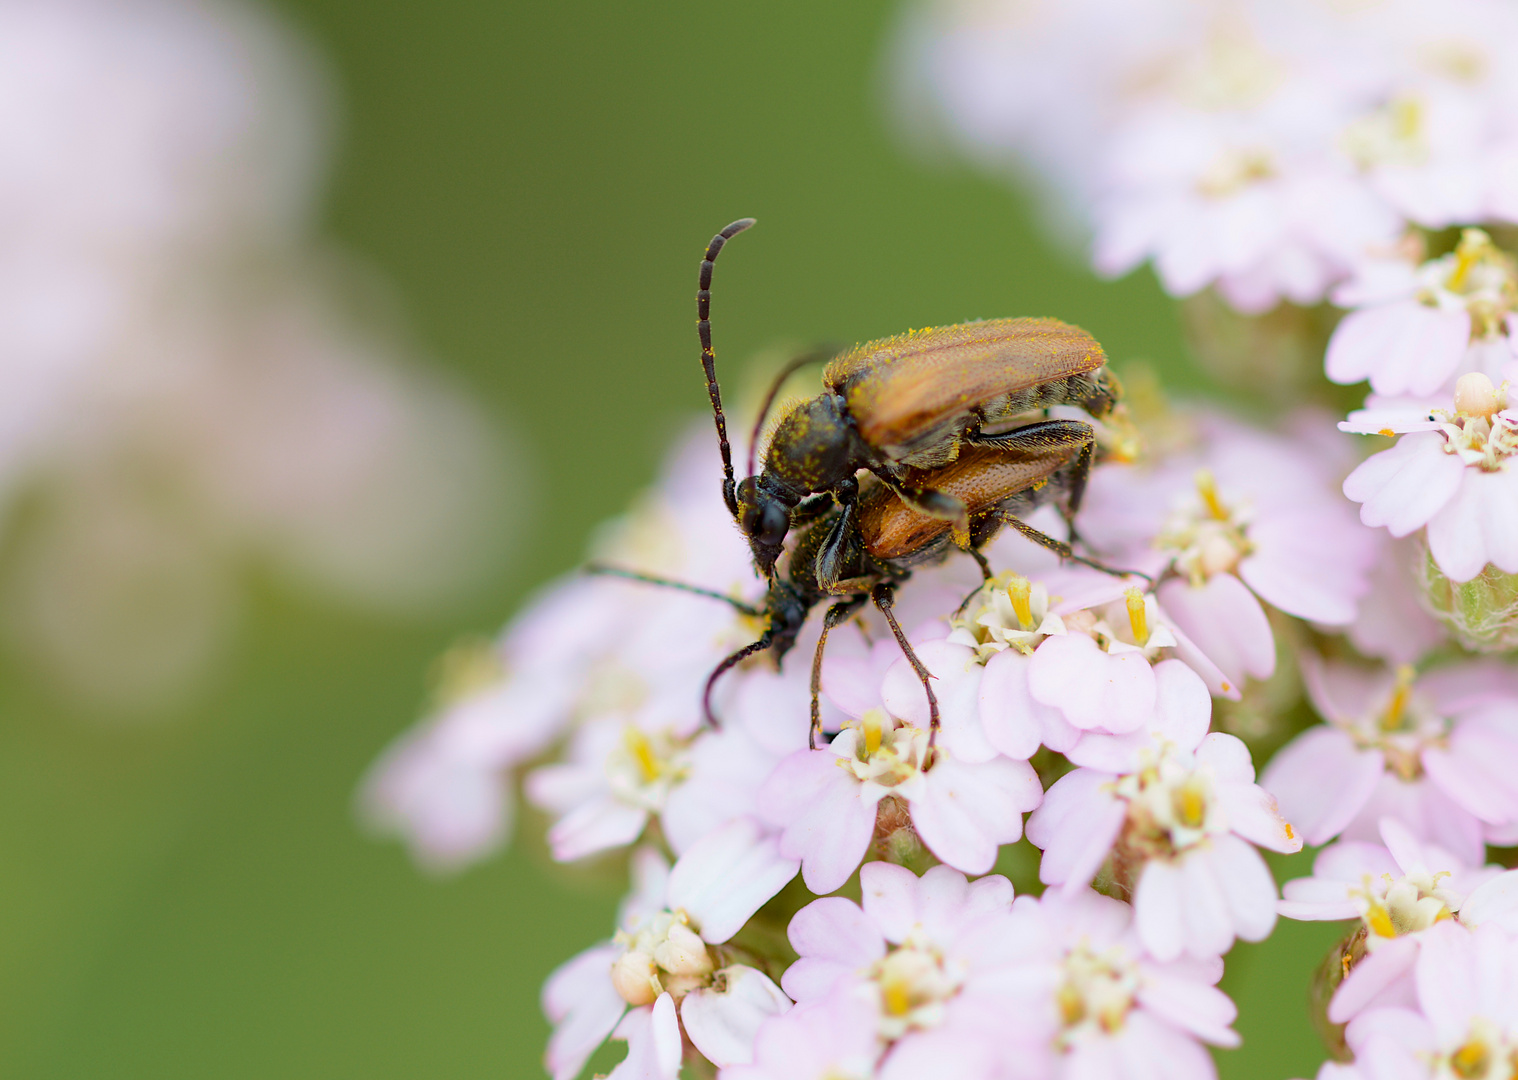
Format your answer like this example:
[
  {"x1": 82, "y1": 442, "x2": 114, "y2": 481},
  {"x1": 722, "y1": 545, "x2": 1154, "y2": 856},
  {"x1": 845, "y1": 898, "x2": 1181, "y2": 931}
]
[
  {"x1": 824, "y1": 317, "x2": 1105, "y2": 453},
  {"x1": 856, "y1": 444, "x2": 1078, "y2": 561}
]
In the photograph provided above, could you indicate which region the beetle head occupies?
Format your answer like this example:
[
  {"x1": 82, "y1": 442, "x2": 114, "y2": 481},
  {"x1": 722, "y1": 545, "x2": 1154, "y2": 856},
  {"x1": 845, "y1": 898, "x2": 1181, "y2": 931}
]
[{"x1": 735, "y1": 475, "x2": 794, "y2": 578}]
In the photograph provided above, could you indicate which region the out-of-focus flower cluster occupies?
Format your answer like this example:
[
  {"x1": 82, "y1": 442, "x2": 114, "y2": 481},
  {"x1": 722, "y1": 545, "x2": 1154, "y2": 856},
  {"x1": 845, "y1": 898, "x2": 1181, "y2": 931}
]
[
  {"x1": 904, "y1": 0, "x2": 1518, "y2": 315},
  {"x1": 362, "y1": 1, "x2": 1518, "y2": 1077},
  {"x1": 0, "y1": 0, "x2": 516, "y2": 712}
]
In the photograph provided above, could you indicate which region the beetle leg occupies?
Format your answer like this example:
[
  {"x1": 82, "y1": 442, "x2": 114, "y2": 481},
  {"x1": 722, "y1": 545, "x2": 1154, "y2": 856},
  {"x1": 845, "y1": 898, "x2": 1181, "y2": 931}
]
[
  {"x1": 809, "y1": 595, "x2": 869, "y2": 749},
  {"x1": 815, "y1": 498, "x2": 872, "y2": 594},
  {"x1": 867, "y1": 466, "x2": 972, "y2": 547},
  {"x1": 992, "y1": 511, "x2": 1142, "y2": 580},
  {"x1": 870, "y1": 581, "x2": 941, "y2": 754},
  {"x1": 963, "y1": 417, "x2": 1094, "y2": 457}
]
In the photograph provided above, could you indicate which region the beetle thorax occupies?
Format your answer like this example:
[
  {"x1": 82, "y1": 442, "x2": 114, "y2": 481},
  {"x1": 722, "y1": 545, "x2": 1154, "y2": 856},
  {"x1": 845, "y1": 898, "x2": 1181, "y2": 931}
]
[{"x1": 763, "y1": 393, "x2": 863, "y2": 494}]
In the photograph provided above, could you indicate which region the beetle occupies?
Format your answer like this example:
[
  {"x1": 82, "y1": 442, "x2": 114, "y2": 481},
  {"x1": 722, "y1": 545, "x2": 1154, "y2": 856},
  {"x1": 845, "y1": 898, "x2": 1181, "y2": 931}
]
[
  {"x1": 697, "y1": 218, "x2": 1121, "y2": 584},
  {"x1": 594, "y1": 420, "x2": 1100, "y2": 749}
]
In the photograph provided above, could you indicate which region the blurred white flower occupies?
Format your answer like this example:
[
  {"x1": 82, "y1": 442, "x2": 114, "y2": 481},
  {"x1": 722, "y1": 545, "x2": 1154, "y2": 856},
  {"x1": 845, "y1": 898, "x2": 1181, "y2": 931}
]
[
  {"x1": 900, "y1": 0, "x2": 1518, "y2": 311},
  {"x1": 0, "y1": 0, "x2": 518, "y2": 711}
]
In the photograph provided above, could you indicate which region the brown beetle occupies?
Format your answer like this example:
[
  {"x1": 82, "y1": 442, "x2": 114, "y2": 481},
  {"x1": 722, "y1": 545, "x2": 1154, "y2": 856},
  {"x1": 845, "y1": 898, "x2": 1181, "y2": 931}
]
[
  {"x1": 697, "y1": 218, "x2": 1120, "y2": 583},
  {"x1": 596, "y1": 424, "x2": 1101, "y2": 749}
]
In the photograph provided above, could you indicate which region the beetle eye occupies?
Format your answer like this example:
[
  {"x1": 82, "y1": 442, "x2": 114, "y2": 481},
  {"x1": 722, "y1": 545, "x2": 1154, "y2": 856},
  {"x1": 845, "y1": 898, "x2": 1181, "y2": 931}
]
[{"x1": 757, "y1": 503, "x2": 789, "y2": 547}]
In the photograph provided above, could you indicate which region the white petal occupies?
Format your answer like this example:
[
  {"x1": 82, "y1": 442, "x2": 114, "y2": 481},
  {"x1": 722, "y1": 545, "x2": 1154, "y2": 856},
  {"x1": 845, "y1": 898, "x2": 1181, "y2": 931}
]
[
  {"x1": 668, "y1": 817, "x2": 798, "y2": 943},
  {"x1": 1158, "y1": 575, "x2": 1275, "y2": 684},
  {"x1": 882, "y1": 641, "x2": 997, "y2": 764},
  {"x1": 783, "y1": 896, "x2": 885, "y2": 1001},
  {"x1": 1134, "y1": 859, "x2": 1187, "y2": 962},
  {"x1": 1027, "y1": 769, "x2": 1125, "y2": 889},
  {"x1": 1134, "y1": 968, "x2": 1239, "y2": 1046},
  {"x1": 607, "y1": 994, "x2": 682, "y2": 1080},
  {"x1": 1329, "y1": 936, "x2": 1419, "y2": 1024},
  {"x1": 681, "y1": 966, "x2": 791, "y2": 1068},
  {"x1": 548, "y1": 798, "x2": 650, "y2": 862},
  {"x1": 1344, "y1": 435, "x2": 1464, "y2": 537},
  {"x1": 543, "y1": 944, "x2": 627, "y2": 1080},
  {"x1": 1259, "y1": 727, "x2": 1382, "y2": 846},
  {"x1": 1210, "y1": 834, "x2": 1280, "y2": 942},
  {"x1": 909, "y1": 756, "x2": 1041, "y2": 874}
]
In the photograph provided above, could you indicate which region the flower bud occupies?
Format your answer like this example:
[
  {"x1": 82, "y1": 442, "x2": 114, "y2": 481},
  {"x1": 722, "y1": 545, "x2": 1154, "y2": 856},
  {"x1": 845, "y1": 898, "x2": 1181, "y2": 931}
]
[
  {"x1": 611, "y1": 949, "x2": 661, "y2": 1006},
  {"x1": 653, "y1": 922, "x2": 715, "y2": 978},
  {"x1": 1416, "y1": 540, "x2": 1518, "y2": 651},
  {"x1": 1454, "y1": 372, "x2": 1503, "y2": 419}
]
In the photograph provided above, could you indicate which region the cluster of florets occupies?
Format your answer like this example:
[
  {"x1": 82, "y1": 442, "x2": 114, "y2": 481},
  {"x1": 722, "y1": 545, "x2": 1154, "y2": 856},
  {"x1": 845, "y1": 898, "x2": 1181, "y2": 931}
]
[
  {"x1": 906, "y1": 0, "x2": 1518, "y2": 315},
  {"x1": 361, "y1": 388, "x2": 1518, "y2": 1078},
  {"x1": 362, "y1": 3, "x2": 1518, "y2": 1078}
]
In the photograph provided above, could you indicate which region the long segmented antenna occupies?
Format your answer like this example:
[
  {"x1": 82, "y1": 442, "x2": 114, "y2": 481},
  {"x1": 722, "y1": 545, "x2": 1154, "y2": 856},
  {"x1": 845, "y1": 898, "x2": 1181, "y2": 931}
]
[
  {"x1": 584, "y1": 564, "x2": 763, "y2": 616},
  {"x1": 702, "y1": 631, "x2": 776, "y2": 729},
  {"x1": 698, "y1": 218, "x2": 756, "y2": 518},
  {"x1": 745, "y1": 347, "x2": 832, "y2": 480}
]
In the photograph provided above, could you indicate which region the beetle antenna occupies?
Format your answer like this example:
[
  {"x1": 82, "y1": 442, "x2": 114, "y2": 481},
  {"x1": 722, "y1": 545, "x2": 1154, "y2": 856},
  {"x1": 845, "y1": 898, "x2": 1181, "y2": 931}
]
[
  {"x1": 699, "y1": 217, "x2": 756, "y2": 518},
  {"x1": 746, "y1": 347, "x2": 833, "y2": 479},
  {"x1": 702, "y1": 630, "x2": 776, "y2": 729},
  {"x1": 584, "y1": 563, "x2": 763, "y2": 617}
]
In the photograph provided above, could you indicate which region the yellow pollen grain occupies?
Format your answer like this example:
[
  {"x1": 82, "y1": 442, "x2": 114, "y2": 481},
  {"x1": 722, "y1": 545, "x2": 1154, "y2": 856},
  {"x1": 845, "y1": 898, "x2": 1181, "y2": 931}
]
[
  {"x1": 1007, "y1": 575, "x2": 1034, "y2": 629},
  {"x1": 624, "y1": 727, "x2": 662, "y2": 784},
  {"x1": 883, "y1": 979, "x2": 912, "y2": 1017},
  {"x1": 1195, "y1": 469, "x2": 1228, "y2": 520},
  {"x1": 1125, "y1": 588, "x2": 1149, "y2": 647},
  {"x1": 1379, "y1": 428, "x2": 1395, "y2": 437}
]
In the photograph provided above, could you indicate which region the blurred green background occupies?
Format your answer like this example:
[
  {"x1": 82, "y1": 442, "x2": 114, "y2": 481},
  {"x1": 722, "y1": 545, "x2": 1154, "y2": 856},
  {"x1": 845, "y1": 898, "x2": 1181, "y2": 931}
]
[{"x1": 0, "y1": 1, "x2": 1342, "y2": 1077}]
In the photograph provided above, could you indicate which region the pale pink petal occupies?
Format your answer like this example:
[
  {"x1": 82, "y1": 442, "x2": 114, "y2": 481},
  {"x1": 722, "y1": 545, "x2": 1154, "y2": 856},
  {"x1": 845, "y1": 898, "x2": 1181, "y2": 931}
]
[
  {"x1": 882, "y1": 640, "x2": 996, "y2": 763},
  {"x1": 1158, "y1": 574, "x2": 1275, "y2": 684},
  {"x1": 1344, "y1": 435, "x2": 1464, "y2": 537},
  {"x1": 1111, "y1": 1009, "x2": 1219, "y2": 1080},
  {"x1": 1026, "y1": 769, "x2": 1125, "y2": 889},
  {"x1": 1456, "y1": 870, "x2": 1518, "y2": 933},
  {"x1": 1425, "y1": 473, "x2": 1501, "y2": 583},
  {"x1": 1330, "y1": 936, "x2": 1419, "y2": 1024},
  {"x1": 1135, "y1": 969, "x2": 1240, "y2": 1047},
  {"x1": 1196, "y1": 732, "x2": 1253, "y2": 784},
  {"x1": 877, "y1": 1026, "x2": 1000, "y2": 1080},
  {"x1": 1177, "y1": 850, "x2": 1235, "y2": 959},
  {"x1": 547, "y1": 798, "x2": 650, "y2": 862},
  {"x1": 759, "y1": 751, "x2": 878, "y2": 896},
  {"x1": 543, "y1": 943, "x2": 627, "y2": 1080},
  {"x1": 1134, "y1": 859, "x2": 1188, "y2": 962},
  {"x1": 1068, "y1": 659, "x2": 1211, "y2": 774},
  {"x1": 668, "y1": 817, "x2": 799, "y2": 943},
  {"x1": 1259, "y1": 727, "x2": 1382, "y2": 846},
  {"x1": 1327, "y1": 303, "x2": 1470, "y2": 397},
  {"x1": 1413, "y1": 922, "x2": 1477, "y2": 1047},
  {"x1": 1241, "y1": 515, "x2": 1376, "y2": 625},
  {"x1": 723, "y1": 994, "x2": 880, "y2": 1080},
  {"x1": 783, "y1": 897, "x2": 885, "y2": 1001},
  {"x1": 859, "y1": 862, "x2": 925, "y2": 944},
  {"x1": 909, "y1": 756, "x2": 1041, "y2": 874},
  {"x1": 979, "y1": 648, "x2": 1070, "y2": 759},
  {"x1": 681, "y1": 966, "x2": 791, "y2": 1069},
  {"x1": 1210, "y1": 834, "x2": 1279, "y2": 942},
  {"x1": 607, "y1": 993, "x2": 682, "y2": 1080},
  {"x1": 1028, "y1": 633, "x2": 1156, "y2": 733}
]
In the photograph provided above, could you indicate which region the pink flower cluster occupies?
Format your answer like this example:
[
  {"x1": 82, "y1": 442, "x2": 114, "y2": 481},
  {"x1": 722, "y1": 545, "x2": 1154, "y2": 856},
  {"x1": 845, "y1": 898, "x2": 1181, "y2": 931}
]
[
  {"x1": 361, "y1": 397, "x2": 1423, "y2": 1078},
  {"x1": 908, "y1": 0, "x2": 1518, "y2": 313}
]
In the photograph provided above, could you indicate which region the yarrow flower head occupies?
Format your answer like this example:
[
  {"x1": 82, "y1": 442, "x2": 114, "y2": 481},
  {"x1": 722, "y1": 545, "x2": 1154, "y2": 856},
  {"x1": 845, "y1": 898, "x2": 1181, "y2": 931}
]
[
  {"x1": 543, "y1": 820, "x2": 798, "y2": 1080},
  {"x1": 1264, "y1": 656, "x2": 1518, "y2": 864},
  {"x1": 1328, "y1": 229, "x2": 1518, "y2": 398},
  {"x1": 1028, "y1": 660, "x2": 1301, "y2": 960},
  {"x1": 759, "y1": 701, "x2": 1042, "y2": 894},
  {"x1": 1344, "y1": 371, "x2": 1518, "y2": 585}
]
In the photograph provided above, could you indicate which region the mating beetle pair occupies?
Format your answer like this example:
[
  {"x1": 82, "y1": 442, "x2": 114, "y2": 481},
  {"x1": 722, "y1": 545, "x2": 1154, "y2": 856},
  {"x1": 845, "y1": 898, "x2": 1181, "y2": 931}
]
[{"x1": 598, "y1": 218, "x2": 1125, "y2": 748}]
